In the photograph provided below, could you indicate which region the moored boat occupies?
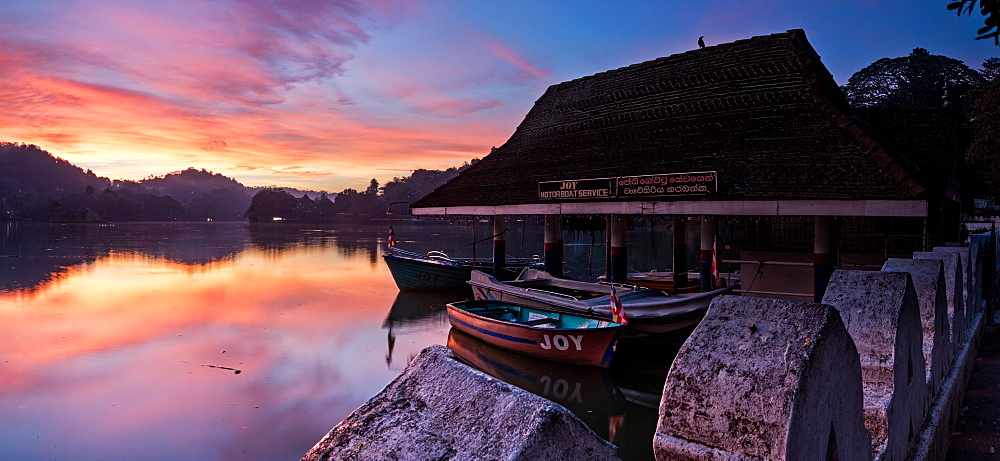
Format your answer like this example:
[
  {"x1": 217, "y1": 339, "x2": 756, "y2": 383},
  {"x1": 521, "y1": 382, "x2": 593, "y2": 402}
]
[
  {"x1": 598, "y1": 270, "x2": 740, "y2": 292},
  {"x1": 446, "y1": 328, "x2": 626, "y2": 414},
  {"x1": 382, "y1": 246, "x2": 540, "y2": 290},
  {"x1": 468, "y1": 268, "x2": 734, "y2": 335},
  {"x1": 446, "y1": 299, "x2": 624, "y2": 367}
]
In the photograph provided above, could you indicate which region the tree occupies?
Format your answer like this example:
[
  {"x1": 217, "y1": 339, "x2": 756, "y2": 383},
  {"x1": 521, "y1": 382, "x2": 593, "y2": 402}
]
[
  {"x1": 965, "y1": 81, "x2": 1000, "y2": 200},
  {"x1": 949, "y1": 0, "x2": 1000, "y2": 45},
  {"x1": 982, "y1": 57, "x2": 1000, "y2": 82},
  {"x1": 244, "y1": 187, "x2": 298, "y2": 222},
  {"x1": 842, "y1": 48, "x2": 987, "y2": 108},
  {"x1": 365, "y1": 178, "x2": 379, "y2": 196}
]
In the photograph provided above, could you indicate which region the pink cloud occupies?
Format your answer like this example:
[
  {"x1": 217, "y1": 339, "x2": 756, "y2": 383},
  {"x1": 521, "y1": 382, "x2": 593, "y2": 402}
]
[
  {"x1": 0, "y1": 0, "x2": 526, "y2": 191},
  {"x1": 485, "y1": 38, "x2": 552, "y2": 80}
]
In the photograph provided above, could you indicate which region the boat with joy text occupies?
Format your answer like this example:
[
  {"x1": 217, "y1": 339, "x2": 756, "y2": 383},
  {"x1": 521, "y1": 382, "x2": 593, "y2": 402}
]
[{"x1": 446, "y1": 299, "x2": 624, "y2": 367}]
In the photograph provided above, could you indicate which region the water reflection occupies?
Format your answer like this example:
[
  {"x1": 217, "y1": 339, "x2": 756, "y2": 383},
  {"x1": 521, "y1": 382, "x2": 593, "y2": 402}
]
[
  {"x1": 0, "y1": 222, "x2": 678, "y2": 460},
  {"x1": 383, "y1": 289, "x2": 467, "y2": 367}
]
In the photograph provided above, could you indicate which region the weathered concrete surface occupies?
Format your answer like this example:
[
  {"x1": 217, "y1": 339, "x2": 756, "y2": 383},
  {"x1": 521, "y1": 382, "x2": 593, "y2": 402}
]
[
  {"x1": 883, "y1": 258, "x2": 950, "y2": 403},
  {"x1": 910, "y1": 310, "x2": 985, "y2": 461},
  {"x1": 914, "y1": 252, "x2": 966, "y2": 350},
  {"x1": 655, "y1": 295, "x2": 871, "y2": 460},
  {"x1": 822, "y1": 270, "x2": 924, "y2": 461},
  {"x1": 302, "y1": 345, "x2": 618, "y2": 461},
  {"x1": 932, "y1": 247, "x2": 973, "y2": 323},
  {"x1": 944, "y1": 311, "x2": 994, "y2": 460}
]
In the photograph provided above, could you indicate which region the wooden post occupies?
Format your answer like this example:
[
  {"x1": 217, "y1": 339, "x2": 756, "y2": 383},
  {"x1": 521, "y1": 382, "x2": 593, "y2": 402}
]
[
  {"x1": 493, "y1": 215, "x2": 506, "y2": 277},
  {"x1": 609, "y1": 215, "x2": 628, "y2": 283},
  {"x1": 673, "y1": 216, "x2": 689, "y2": 291},
  {"x1": 814, "y1": 216, "x2": 834, "y2": 302},
  {"x1": 544, "y1": 215, "x2": 563, "y2": 277},
  {"x1": 700, "y1": 215, "x2": 717, "y2": 292}
]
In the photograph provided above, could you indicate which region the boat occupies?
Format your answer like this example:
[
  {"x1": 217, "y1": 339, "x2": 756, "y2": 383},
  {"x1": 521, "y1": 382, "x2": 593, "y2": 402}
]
[
  {"x1": 467, "y1": 268, "x2": 735, "y2": 335},
  {"x1": 446, "y1": 299, "x2": 624, "y2": 367},
  {"x1": 446, "y1": 328, "x2": 625, "y2": 414},
  {"x1": 382, "y1": 246, "x2": 540, "y2": 290},
  {"x1": 598, "y1": 270, "x2": 740, "y2": 292}
]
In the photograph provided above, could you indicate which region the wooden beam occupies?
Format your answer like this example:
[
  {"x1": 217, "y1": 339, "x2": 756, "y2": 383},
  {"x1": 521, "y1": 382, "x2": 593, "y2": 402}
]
[{"x1": 411, "y1": 200, "x2": 928, "y2": 217}]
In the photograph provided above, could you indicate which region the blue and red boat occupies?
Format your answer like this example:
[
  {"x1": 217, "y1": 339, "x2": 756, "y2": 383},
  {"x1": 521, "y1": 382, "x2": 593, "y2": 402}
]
[{"x1": 446, "y1": 299, "x2": 624, "y2": 367}]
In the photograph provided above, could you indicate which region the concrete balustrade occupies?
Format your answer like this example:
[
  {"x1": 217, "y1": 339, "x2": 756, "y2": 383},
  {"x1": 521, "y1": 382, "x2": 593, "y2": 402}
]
[
  {"x1": 881, "y1": 258, "x2": 950, "y2": 403},
  {"x1": 305, "y1": 238, "x2": 993, "y2": 461},
  {"x1": 933, "y1": 247, "x2": 973, "y2": 325},
  {"x1": 821, "y1": 270, "x2": 924, "y2": 461},
  {"x1": 653, "y1": 296, "x2": 872, "y2": 460},
  {"x1": 914, "y1": 251, "x2": 966, "y2": 349},
  {"x1": 302, "y1": 345, "x2": 619, "y2": 461}
]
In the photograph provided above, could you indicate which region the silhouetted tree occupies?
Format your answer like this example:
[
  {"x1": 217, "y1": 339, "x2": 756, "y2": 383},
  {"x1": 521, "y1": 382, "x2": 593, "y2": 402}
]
[
  {"x1": 244, "y1": 187, "x2": 298, "y2": 222},
  {"x1": 842, "y1": 48, "x2": 987, "y2": 108},
  {"x1": 966, "y1": 80, "x2": 1000, "y2": 200},
  {"x1": 949, "y1": 0, "x2": 1000, "y2": 45},
  {"x1": 981, "y1": 57, "x2": 1000, "y2": 82}
]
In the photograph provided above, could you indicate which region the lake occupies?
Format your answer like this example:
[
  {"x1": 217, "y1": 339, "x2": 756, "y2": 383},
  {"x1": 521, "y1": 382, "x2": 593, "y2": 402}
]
[{"x1": 0, "y1": 221, "x2": 678, "y2": 460}]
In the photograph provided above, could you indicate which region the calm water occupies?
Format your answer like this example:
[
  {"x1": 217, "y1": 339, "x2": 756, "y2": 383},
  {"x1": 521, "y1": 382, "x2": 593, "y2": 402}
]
[{"x1": 0, "y1": 221, "x2": 676, "y2": 460}]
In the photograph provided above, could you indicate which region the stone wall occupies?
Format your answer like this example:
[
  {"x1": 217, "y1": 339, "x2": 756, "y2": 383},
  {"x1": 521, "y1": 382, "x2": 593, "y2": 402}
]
[{"x1": 655, "y1": 236, "x2": 993, "y2": 461}]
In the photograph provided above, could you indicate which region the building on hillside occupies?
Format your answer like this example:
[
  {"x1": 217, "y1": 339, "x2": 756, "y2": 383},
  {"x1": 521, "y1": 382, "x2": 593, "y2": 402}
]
[{"x1": 410, "y1": 29, "x2": 965, "y2": 302}]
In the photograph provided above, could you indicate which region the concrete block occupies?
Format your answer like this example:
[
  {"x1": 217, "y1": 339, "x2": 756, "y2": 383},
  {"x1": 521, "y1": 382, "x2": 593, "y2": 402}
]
[
  {"x1": 914, "y1": 251, "x2": 965, "y2": 348},
  {"x1": 881, "y1": 258, "x2": 950, "y2": 402},
  {"x1": 303, "y1": 345, "x2": 618, "y2": 461},
  {"x1": 822, "y1": 270, "x2": 924, "y2": 461},
  {"x1": 654, "y1": 295, "x2": 871, "y2": 461},
  {"x1": 932, "y1": 247, "x2": 973, "y2": 321}
]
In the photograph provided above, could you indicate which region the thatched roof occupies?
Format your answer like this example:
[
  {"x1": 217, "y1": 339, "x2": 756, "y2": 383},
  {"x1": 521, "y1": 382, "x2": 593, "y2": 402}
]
[{"x1": 413, "y1": 30, "x2": 941, "y2": 212}]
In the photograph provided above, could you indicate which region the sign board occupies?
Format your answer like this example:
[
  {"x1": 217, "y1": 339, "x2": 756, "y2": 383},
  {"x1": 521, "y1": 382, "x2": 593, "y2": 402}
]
[
  {"x1": 616, "y1": 172, "x2": 717, "y2": 198},
  {"x1": 538, "y1": 178, "x2": 614, "y2": 200},
  {"x1": 538, "y1": 172, "x2": 717, "y2": 200}
]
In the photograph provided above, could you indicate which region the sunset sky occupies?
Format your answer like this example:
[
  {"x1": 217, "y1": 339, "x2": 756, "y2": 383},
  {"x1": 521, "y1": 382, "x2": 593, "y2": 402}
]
[{"x1": 1, "y1": 1, "x2": 997, "y2": 192}]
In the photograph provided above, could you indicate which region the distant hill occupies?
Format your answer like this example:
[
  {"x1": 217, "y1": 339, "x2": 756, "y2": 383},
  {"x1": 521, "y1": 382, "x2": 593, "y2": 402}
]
[
  {"x1": 0, "y1": 142, "x2": 109, "y2": 201},
  {"x1": 0, "y1": 142, "x2": 327, "y2": 222}
]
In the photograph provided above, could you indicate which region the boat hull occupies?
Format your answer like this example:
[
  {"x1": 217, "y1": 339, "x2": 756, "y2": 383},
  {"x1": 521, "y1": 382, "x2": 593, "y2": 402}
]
[
  {"x1": 446, "y1": 300, "x2": 622, "y2": 367},
  {"x1": 598, "y1": 271, "x2": 740, "y2": 292},
  {"x1": 468, "y1": 270, "x2": 734, "y2": 335},
  {"x1": 383, "y1": 254, "x2": 474, "y2": 290},
  {"x1": 446, "y1": 329, "x2": 625, "y2": 413}
]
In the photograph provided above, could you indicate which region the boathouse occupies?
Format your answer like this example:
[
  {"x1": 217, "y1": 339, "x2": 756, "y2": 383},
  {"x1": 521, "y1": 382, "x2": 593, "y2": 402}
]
[{"x1": 410, "y1": 29, "x2": 965, "y2": 302}]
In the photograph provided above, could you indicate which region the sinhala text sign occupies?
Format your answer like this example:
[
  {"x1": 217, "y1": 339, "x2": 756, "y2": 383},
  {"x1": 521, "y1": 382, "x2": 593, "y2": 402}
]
[
  {"x1": 538, "y1": 172, "x2": 717, "y2": 200},
  {"x1": 616, "y1": 172, "x2": 717, "y2": 198}
]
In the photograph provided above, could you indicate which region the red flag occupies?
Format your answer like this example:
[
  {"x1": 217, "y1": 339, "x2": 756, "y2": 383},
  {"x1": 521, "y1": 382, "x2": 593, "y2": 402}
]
[
  {"x1": 711, "y1": 239, "x2": 720, "y2": 287},
  {"x1": 610, "y1": 285, "x2": 628, "y2": 325},
  {"x1": 608, "y1": 414, "x2": 626, "y2": 443},
  {"x1": 387, "y1": 227, "x2": 397, "y2": 248}
]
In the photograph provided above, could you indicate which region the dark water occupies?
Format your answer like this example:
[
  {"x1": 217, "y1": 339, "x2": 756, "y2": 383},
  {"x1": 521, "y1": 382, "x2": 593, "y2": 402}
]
[{"x1": 0, "y1": 221, "x2": 677, "y2": 460}]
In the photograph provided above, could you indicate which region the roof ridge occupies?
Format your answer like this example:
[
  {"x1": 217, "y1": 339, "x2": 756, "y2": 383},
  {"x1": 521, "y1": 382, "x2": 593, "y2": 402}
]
[{"x1": 782, "y1": 30, "x2": 928, "y2": 198}]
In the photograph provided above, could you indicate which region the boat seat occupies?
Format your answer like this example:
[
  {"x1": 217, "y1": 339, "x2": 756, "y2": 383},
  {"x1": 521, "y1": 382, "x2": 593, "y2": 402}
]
[{"x1": 520, "y1": 317, "x2": 559, "y2": 326}]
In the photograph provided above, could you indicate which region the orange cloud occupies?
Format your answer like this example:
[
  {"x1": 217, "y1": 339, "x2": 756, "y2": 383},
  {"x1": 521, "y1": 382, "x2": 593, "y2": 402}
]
[{"x1": 0, "y1": 0, "x2": 521, "y2": 192}]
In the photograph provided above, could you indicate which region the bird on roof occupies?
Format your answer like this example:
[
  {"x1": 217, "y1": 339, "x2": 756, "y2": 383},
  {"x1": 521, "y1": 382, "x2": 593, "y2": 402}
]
[{"x1": 698, "y1": 36, "x2": 705, "y2": 48}]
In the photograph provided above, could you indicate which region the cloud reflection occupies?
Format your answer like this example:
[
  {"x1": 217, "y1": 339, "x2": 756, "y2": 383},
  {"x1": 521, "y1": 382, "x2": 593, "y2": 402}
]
[{"x1": 0, "y1": 224, "x2": 452, "y2": 460}]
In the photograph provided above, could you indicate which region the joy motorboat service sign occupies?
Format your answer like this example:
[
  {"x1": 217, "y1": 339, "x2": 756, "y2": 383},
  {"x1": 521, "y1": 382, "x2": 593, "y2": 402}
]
[{"x1": 538, "y1": 171, "x2": 717, "y2": 200}]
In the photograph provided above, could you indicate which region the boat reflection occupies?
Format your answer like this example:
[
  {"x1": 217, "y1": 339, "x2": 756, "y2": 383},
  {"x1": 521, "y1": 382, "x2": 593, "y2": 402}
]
[
  {"x1": 447, "y1": 328, "x2": 627, "y2": 440},
  {"x1": 383, "y1": 289, "x2": 469, "y2": 367}
]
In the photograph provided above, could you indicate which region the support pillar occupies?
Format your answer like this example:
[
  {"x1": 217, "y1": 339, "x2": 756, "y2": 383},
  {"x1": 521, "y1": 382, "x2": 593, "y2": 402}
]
[
  {"x1": 543, "y1": 215, "x2": 563, "y2": 277},
  {"x1": 609, "y1": 215, "x2": 628, "y2": 284},
  {"x1": 493, "y1": 216, "x2": 506, "y2": 277},
  {"x1": 814, "y1": 216, "x2": 834, "y2": 303},
  {"x1": 673, "y1": 216, "x2": 690, "y2": 291},
  {"x1": 699, "y1": 215, "x2": 717, "y2": 292}
]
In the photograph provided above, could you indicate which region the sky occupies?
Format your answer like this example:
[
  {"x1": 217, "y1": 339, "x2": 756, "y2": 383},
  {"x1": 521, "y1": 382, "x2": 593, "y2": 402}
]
[{"x1": 1, "y1": 1, "x2": 997, "y2": 193}]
